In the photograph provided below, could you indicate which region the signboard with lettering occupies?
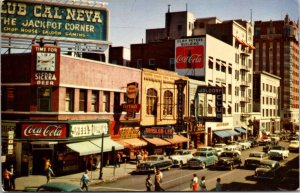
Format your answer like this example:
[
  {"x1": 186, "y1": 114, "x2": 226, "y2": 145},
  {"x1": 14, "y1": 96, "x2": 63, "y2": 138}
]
[
  {"x1": 119, "y1": 127, "x2": 140, "y2": 139},
  {"x1": 175, "y1": 37, "x2": 205, "y2": 77},
  {"x1": 142, "y1": 127, "x2": 173, "y2": 139},
  {"x1": 196, "y1": 86, "x2": 223, "y2": 122},
  {"x1": 1, "y1": 1, "x2": 108, "y2": 43},
  {"x1": 124, "y1": 82, "x2": 139, "y2": 119},
  {"x1": 21, "y1": 123, "x2": 67, "y2": 138},
  {"x1": 31, "y1": 44, "x2": 61, "y2": 86},
  {"x1": 175, "y1": 79, "x2": 187, "y2": 132},
  {"x1": 1, "y1": 122, "x2": 16, "y2": 137},
  {"x1": 69, "y1": 123, "x2": 109, "y2": 138}
]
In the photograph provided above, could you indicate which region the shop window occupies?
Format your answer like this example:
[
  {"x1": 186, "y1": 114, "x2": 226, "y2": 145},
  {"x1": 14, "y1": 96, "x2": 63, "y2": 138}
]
[
  {"x1": 2, "y1": 87, "x2": 15, "y2": 111},
  {"x1": 79, "y1": 89, "x2": 87, "y2": 112},
  {"x1": 65, "y1": 88, "x2": 74, "y2": 112},
  {"x1": 91, "y1": 90, "x2": 99, "y2": 112},
  {"x1": 113, "y1": 92, "x2": 122, "y2": 113},
  {"x1": 163, "y1": 90, "x2": 173, "y2": 115},
  {"x1": 103, "y1": 91, "x2": 110, "y2": 112},
  {"x1": 38, "y1": 87, "x2": 51, "y2": 112},
  {"x1": 146, "y1": 88, "x2": 157, "y2": 115}
]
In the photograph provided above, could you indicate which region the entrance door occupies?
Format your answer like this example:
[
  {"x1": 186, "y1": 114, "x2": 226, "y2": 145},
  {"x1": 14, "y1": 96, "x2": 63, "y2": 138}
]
[{"x1": 32, "y1": 149, "x2": 53, "y2": 175}]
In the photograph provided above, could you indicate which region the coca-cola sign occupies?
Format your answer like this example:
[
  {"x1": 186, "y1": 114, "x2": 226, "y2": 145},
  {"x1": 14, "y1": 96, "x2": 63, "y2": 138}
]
[
  {"x1": 21, "y1": 123, "x2": 67, "y2": 139},
  {"x1": 175, "y1": 45, "x2": 204, "y2": 69}
]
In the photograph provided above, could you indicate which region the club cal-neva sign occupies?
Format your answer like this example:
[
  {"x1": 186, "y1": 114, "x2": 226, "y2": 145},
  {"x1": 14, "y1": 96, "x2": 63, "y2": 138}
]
[{"x1": 1, "y1": 1, "x2": 108, "y2": 42}]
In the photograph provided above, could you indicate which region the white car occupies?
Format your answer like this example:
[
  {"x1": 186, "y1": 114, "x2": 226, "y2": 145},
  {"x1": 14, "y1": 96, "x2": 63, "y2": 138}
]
[
  {"x1": 268, "y1": 146, "x2": 289, "y2": 160},
  {"x1": 224, "y1": 146, "x2": 241, "y2": 155},
  {"x1": 213, "y1": 143, "x2": 227, "y2": 156},
  {"x1": 288, "y1": 140, "x2": 299, "y2": 152},
  {"x1": 169, "y1": 149, "x2": 193, "y2": 168},
  {"x1": 226, "y1": 141, "x2": 242, "y2": 151},
  {"x1": 238, "y1": 140, "x2": 252, "y2": 150}
]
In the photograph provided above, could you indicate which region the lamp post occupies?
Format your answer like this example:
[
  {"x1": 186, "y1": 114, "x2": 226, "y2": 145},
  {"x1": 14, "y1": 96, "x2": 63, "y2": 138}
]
[{"x1": 98, "y1": 133, "x2": 104, "y2": 180}]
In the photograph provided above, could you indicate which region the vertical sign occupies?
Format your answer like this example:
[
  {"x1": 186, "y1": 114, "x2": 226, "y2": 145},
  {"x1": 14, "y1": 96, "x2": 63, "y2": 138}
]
[
  {"x1": 125, "y1": 82, "x2": 139, "y2": 119},
  {"x1": 7, "y1": 131, "x2": 14, "y2": 155},
  {"x1": 175, "y1": 79, "x2": 187, "y2": 132}
]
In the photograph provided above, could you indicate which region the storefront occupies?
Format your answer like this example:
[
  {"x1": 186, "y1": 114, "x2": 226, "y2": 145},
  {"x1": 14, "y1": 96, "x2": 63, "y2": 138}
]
[{"x1": 15, "y1": 120, "x2": 121, "y2": 176}]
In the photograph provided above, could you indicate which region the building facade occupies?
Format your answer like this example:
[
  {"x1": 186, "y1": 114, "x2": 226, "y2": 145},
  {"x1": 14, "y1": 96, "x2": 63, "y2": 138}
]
[{"x1": 254, "y1": 15, "x2": 299, "y2": 132}]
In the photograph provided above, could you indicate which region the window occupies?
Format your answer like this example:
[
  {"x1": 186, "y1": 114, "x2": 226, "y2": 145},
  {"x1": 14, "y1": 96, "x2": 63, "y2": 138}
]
[
  {"x1": 65, "y1": 88, "x2": 74, "y2": 112},
  {"x1": 79, "y1": 89, "x2": 87, "y2": 112},
  {"x1": 262, "y1": 97, "x2": 264, "y2": 104},
  {"x1": 228, "y1": 66, "x2": 232, "y2": 74},
  {"x1": 216, "y1": 60, "x2": 220, "y2": 71},
  {"x1": 228, "y1": 105, "x2": 232, "y2": 114},
  {"x1": 103, "y1": 91, "x2": 110, "y2": 112},
  {"x1": 149, "y1": 59, "x2": 156, "y2": 66},
  {"x1": 146, "y1": 88, "x2": 157, "y2": 115},
  {"x1": 262, "y1": 83, "x2": 265, "y2": 91},
  {"x1": 228, "y1": 84, "x2": 232, "y2": 95},
  {"x1": 235, "y1": 70, "x2": 239, "y2": 80},
  {"x1": 221, "y1": 65, "x2": 226, "y2": 72},
  {"x1": 208, "y1": 58, "x2": 213, "y2": 69},
  {"x1": 38, "y1": 87, "x2": 51, "y2": 112},
  {"x1": 2, "y1": 87, "x2": 15, "y2": 111},
  {"x1": 208, "y1": 104, "x2": 213, "y2": 114},
  {"x1": 113, "y1": 92, "x2": 122, "y2": 113},
  {"x1": 91, "y1": 91, "x2": 99, "y2": 112},
  {"x1": 235, "y1": 86, "x2": 239, "y2": 96},
  {"x1": 163, "y1": 91, "x2": 173, "y2": 115}
]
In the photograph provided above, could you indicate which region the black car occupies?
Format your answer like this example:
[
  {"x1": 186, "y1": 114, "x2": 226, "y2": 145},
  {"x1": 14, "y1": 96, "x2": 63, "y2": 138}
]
[
  {"x1": 248, "y1": 138, "x2": 259, "y2": 147},
  {"x1": 214, "y1": 151, "x2": 242, "y2": 170},
  {"x1": 262, "y1": 144, "x2": 273, "y2": 153},
  {"x1": 135, "y1": 155, "x2": 173, "y2": 173}
]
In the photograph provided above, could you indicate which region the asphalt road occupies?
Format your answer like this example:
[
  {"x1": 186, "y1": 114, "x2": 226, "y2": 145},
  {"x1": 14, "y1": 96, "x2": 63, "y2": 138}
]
[{"x1": 89, "y1": 141, "x2": 299, "y2": 191}]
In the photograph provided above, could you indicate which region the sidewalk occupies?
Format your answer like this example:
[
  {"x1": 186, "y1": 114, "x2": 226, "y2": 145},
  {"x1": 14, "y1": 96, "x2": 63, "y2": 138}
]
[{"x1": 15, "y1": 163, "x2": 137, "y2": 191}]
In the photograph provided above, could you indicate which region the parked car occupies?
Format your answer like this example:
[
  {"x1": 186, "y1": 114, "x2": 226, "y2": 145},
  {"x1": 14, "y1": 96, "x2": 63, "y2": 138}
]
[
  {"x1": 187, "y1": 151, "x2": 218, "y2": 169},
  {"x1": 223, "y1": 146, "x2": 241, "y2": 155},
  {"x1": 214, "y1": 151, "x2": 242, "y2": 170},
  {"x1": 244, "y1": 152, "x2": 268, "y2": 169},
  {"x1": 24, "y1": 182, "x2": 82, "y2": 192},
  {"x1": 136, "y1": 155, "x2": 173, "y2": 173},
  {"x1": 197, "y1": 146, "x2": 214, "y2": 152},
  {"x1": 262, "y1": 144, "x2": 273, "y2": 153},
  {"x1": 238, "y1": 140, "x2": 252, "y2": 150},
  {"x1": 268, "y1": 145, "x2": 289, "y2": 160},
  {"x1": 254, "y1": 160, "x2": 280, "y2": 180},
  {"x1": 269, "y1": 134, "x2": 280, "y2": 145},
  {"x1": 169, "y1": 149, "x2": 193, "y2": 168},
  {"x1": 248, "y1": 138, "x2": 259, "y2": 147},
  {"x1": 213, "y1": 143, "x2": 227, "y2": 156},
  {"x1": 288, "y1": 140, "x2": 299, "y2": 152},
  {"x1": 276, "y1": 169, "x2": 299, "y2": 190},
  {"x1": 226, "y1": 141, "x2": 242, "y2": 151}
]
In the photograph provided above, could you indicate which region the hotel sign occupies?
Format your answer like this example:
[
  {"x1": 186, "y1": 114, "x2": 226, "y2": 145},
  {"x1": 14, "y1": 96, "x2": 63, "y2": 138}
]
[{"x1": 1, "y1": 1, "x2": 108, "y2": 43}]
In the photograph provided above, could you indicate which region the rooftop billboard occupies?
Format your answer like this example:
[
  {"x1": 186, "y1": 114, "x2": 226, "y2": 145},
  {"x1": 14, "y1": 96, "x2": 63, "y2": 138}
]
[{"x1": 1, "y1": 0, "x2": 109, "y2": 44}]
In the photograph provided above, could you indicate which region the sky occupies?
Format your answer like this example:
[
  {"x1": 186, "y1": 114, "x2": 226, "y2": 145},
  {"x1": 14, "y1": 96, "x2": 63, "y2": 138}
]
[{"x1": 101, "y1": 0, "x2": 299, "y2": 48}]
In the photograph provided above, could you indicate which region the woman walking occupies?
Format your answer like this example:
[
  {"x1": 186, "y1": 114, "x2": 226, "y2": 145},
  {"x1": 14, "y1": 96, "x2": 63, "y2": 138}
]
[{"x1": 191, "y1": 173, "x2": 199, "y2": 191}]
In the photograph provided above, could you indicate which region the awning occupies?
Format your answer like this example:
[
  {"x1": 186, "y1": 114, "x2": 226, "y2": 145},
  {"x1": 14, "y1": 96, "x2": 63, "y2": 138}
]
[
  {"x1": 115, "y1": 140, "x2": 131, "y2": 148},
  {"x1": 31, "y1": 141, "x2": 58, "y2": 145},
  {"x1": 214, "y1": 130, "x2": 231, "y2": 138},
  {"x1": 118, "y1": 138, "x2": 148, "y2": 148},
  {"x1": 226, "y1": 130, "x2": 240, "y2": 136},
  {"x1": 66, "y1": 141, "x2": 101, "y2": 156},
  {"x1": 164, "y1": 134, "x2": 190, "y2": 144},
  {"x1": 143, "y1": 137, "x2": 171, "y2": 146},
  {"x1": 90, "y1": 138, "x2": 124, "y2": 152},
  {"x1": 235, "y1": 127, "x2": 247, "y2": 134}
]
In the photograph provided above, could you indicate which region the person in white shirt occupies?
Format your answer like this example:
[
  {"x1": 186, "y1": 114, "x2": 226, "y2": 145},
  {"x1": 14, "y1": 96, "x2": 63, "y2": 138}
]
[{"x1": 191, "y1": 173, "x2": 199, "y2": 191}]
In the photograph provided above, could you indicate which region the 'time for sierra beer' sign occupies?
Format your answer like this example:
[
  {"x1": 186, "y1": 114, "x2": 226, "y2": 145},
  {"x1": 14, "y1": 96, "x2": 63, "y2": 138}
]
[
  {"x1": 21, "y1": 123, "x2": 67, "y2": 139},
  {"x1": 175, "y1": 37, "x2": 205, "y2": 77}
]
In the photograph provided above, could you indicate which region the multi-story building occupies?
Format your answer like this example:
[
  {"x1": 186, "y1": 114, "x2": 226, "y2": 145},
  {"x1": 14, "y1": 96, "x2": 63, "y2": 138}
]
[
  {"x1": 109, "y1": 46, "x2": 131, "y2": 67},
  {"x1": 253, "y1": 71, "x2": 281, "y2": 137},
  {"x1": 254, "y1": 14, "x2": 299, "y2": 132}
]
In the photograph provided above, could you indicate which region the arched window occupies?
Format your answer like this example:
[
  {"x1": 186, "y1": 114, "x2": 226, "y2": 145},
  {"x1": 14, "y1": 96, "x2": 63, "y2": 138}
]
[
  {"x1": 146, "y1": 88, "x2": 157, "y2": 115},
  {"x1": 163, "y1": 91, "x2": 173, "y2": 115}
]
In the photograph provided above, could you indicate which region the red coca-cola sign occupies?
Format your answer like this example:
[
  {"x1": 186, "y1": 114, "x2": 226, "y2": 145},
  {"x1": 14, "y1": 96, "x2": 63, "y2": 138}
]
[
  {"x1": 175, "y1": 45, "x2": 204, "y2": 69},
  {"x1": 21, "y1": 123, "x2": 67, "y2": 139}
]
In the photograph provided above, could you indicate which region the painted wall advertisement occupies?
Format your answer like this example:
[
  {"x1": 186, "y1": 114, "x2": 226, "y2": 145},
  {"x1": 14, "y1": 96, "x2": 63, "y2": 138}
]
[
  {"x1": 1, "y1": 1, "x2": 108, "y2": 43},
  {"x1": 175, "y1": 37, "x2": 205, "y2": 77}
]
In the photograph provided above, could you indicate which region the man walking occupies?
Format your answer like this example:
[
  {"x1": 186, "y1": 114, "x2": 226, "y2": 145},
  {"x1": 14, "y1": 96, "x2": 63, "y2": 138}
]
[
  {"x1": 145, "y1": 174, "x2": 153, "y2": 191},
  {"x1": 154, "y1": 170, "x2": 164, "y2": 191},
  {"x1": 46, "y1": 165, "x2": 55, "y2": 183},
  {"x1": 9, "y1": 164, "x2": 16, "y2": 190},
  {"x1": 80, "y1": 169, "x2": 90, "y2": 191}
]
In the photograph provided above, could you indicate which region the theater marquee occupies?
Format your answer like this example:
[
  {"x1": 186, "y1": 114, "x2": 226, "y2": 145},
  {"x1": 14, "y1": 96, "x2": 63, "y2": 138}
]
[{"x1": 1, "y1": 0, "x2": 108, "y2": 43}]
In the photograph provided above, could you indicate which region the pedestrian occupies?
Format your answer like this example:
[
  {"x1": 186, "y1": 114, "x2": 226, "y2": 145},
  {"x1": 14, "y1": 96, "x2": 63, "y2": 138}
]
[
  {"x1": 157, "y1": 169, "x2": 163, "y2": 183},
  {"x1": 46, "y1": 165, "x2": 55, "y2": 183},
  {"x1": 9, "y1": 164, "x2": 16, "y2": 190},
  {"x1": 199, "y1": 176, "x2": 206, "y2": 190},
  {"x1": 145, "y1": 174, "x2": 153, "y2": 191},
  {"x1": 2, "y1": 168, "x2": 12, "y2": 191},
  {"x1": 154, "y1": 170, "x2": 164, "y2": 191},
  {"x1": 200, "y1": 185, "x2": 207, "y2": 192},
  {"x1": 191, "y1": 173, "x2": 199, "y2": 191},
  {"x1": 215, "y1": 178, "x2": 222, "y2": 191},
  {"x1": 80, "y1": 169, "x2": 90, "y2": 191},
  {"x1": 116, "y1": 152, "x2": 121, "y2": 167}
]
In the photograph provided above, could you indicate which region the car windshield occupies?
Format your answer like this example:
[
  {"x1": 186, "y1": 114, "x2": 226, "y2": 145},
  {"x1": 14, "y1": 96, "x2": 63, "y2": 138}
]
[
  {"x1": 147, "y1": 156, "x2": 159, "y2": 161},
  {"x1": 259, "y1": 164, "x2": 272, "y2": 169},
  {"x1": 220, "y1": 152, "x2": 233, "y2": 157},
  {"x1": 173, "y1": 151, "x2": 183, "y2": 155},
  {"x1": 249, "y1": 153, "x2": 262, "y2": 158},
  {"x1": 214, "y1": 144, "x2": 224, "y2": 148},
  {"x1": 194, "y1": 152, "x2": 207, "y2": 157},
  {"x1": 198, "y1": 148, "x2": 210, "y2": 151}
]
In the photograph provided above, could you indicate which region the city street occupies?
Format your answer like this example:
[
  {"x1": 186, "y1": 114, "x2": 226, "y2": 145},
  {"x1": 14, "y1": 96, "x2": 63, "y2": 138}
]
[{"x1": 89, "y1": 141, "x2": 299, "y2": 191}]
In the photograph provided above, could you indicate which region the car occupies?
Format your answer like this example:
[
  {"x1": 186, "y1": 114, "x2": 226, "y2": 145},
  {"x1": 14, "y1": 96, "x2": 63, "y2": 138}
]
[
  {"x1": 223, "y1": 146, "x2": 241, "y2": 155},
  {"x1": 197, "y1": 146, "x2": 218, "y2": 156},
  {"x1": 238, "y1": 140, "x2": 252, "y2": 150},
  {"x1": 187, "y1": 151, "x2": 218, "y2": 169},
  {"x1": 268, "y1": 145, "x2": 289, "y2": 160},
  {"x1": 24, "y1": 182, "x2": 83, "y2": 192},
  {"x1": 135, "y1": 155, "x2": 173, "y2": 173},
  {"x1": 213, "y1": 143, "x2": 227, "y2": 156},
  {"x1": 288, "y1": 140, "x2": 299, "y2": 152},
  {"x1": 214, "y1": 151, "x2": 242, "y2": 170},
  {"x1": 254, "y1": 160, "x2": 280, "y2": 180},
  {"x1": 269, "y1": 134, "x2": 280, "y2": 145},
  {"x1": 244, "y1": 152, "x2": 268, "y2": 169},
  {"x1": 276, "y1": 169, "x2": 299, "y2": 190},
  {"x1": 248, "y1": 138, "x2": 259, "y2": 147},
  {"x1": 262, "y1": 144, "x2": 273, "y2": 153},
  {"x1": 169, "y1": 149, "x2": 193, "y2": 168},
  {"x1": 225, "y1": 141, "x2": 242, "y2": 151}
]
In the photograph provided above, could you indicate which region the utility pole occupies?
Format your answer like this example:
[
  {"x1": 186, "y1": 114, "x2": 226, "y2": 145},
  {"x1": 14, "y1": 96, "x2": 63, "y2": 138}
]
[{"x1": 98, "y1": 133, "x2": 104, "y2": 180}]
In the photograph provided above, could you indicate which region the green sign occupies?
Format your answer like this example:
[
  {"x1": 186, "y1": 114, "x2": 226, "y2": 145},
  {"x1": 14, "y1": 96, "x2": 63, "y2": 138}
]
[{"x1": 1, "y1": 1, "x2": 108, "y2": 42}]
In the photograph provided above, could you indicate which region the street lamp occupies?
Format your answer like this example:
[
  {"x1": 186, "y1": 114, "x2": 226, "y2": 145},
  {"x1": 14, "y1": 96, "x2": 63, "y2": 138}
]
[{"x1": 98, "y1": 133, "x2": 104, "y2": 180}]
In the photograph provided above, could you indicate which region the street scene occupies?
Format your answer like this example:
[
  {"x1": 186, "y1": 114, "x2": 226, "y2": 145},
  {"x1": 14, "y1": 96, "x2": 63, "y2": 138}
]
[{"x1": 1, "y1": 0, "x2": 299, "y2": 192}]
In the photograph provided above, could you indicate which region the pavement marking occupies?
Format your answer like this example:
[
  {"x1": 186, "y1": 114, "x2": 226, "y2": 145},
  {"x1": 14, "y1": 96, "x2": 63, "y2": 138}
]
[{"x1": 91, "y1": 186, "x2": 144, "y2": 191}]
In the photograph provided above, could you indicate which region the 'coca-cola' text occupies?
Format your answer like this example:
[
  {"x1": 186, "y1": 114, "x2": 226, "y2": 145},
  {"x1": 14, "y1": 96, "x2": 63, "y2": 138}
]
[{"x1": 22, "y1": 124, "x2": 67, "y2": 138}]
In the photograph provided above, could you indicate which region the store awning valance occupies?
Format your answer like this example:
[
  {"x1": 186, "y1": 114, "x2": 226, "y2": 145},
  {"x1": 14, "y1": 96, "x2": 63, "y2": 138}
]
[
  {"x1": 164, "y1": 134, "x2": 190, "y2": 144},
  {"x1": 214, "y1": 130, "x2": 231, "y2": 138},
  {"x1": 143, "y1": 137, "x2": 171, "y2": 146},
  {"x1": 118, "y1": 138, "x2": 148, "y2": 148},
  {"x1": 90, "y1": 138, "x2": 124, "y2": 152},
  {"x1": 226, "y1": 130, "x2": 240, "y2": 136},
  {"x1": 234, "y1": 127, "x2": 247, "y2": 133},
  {"x1": 115, "y1": 140, "x2": 131, "y2": 149},
  {"x1": 66, "y1": 141, "x2": 101, "y2": 156}
]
